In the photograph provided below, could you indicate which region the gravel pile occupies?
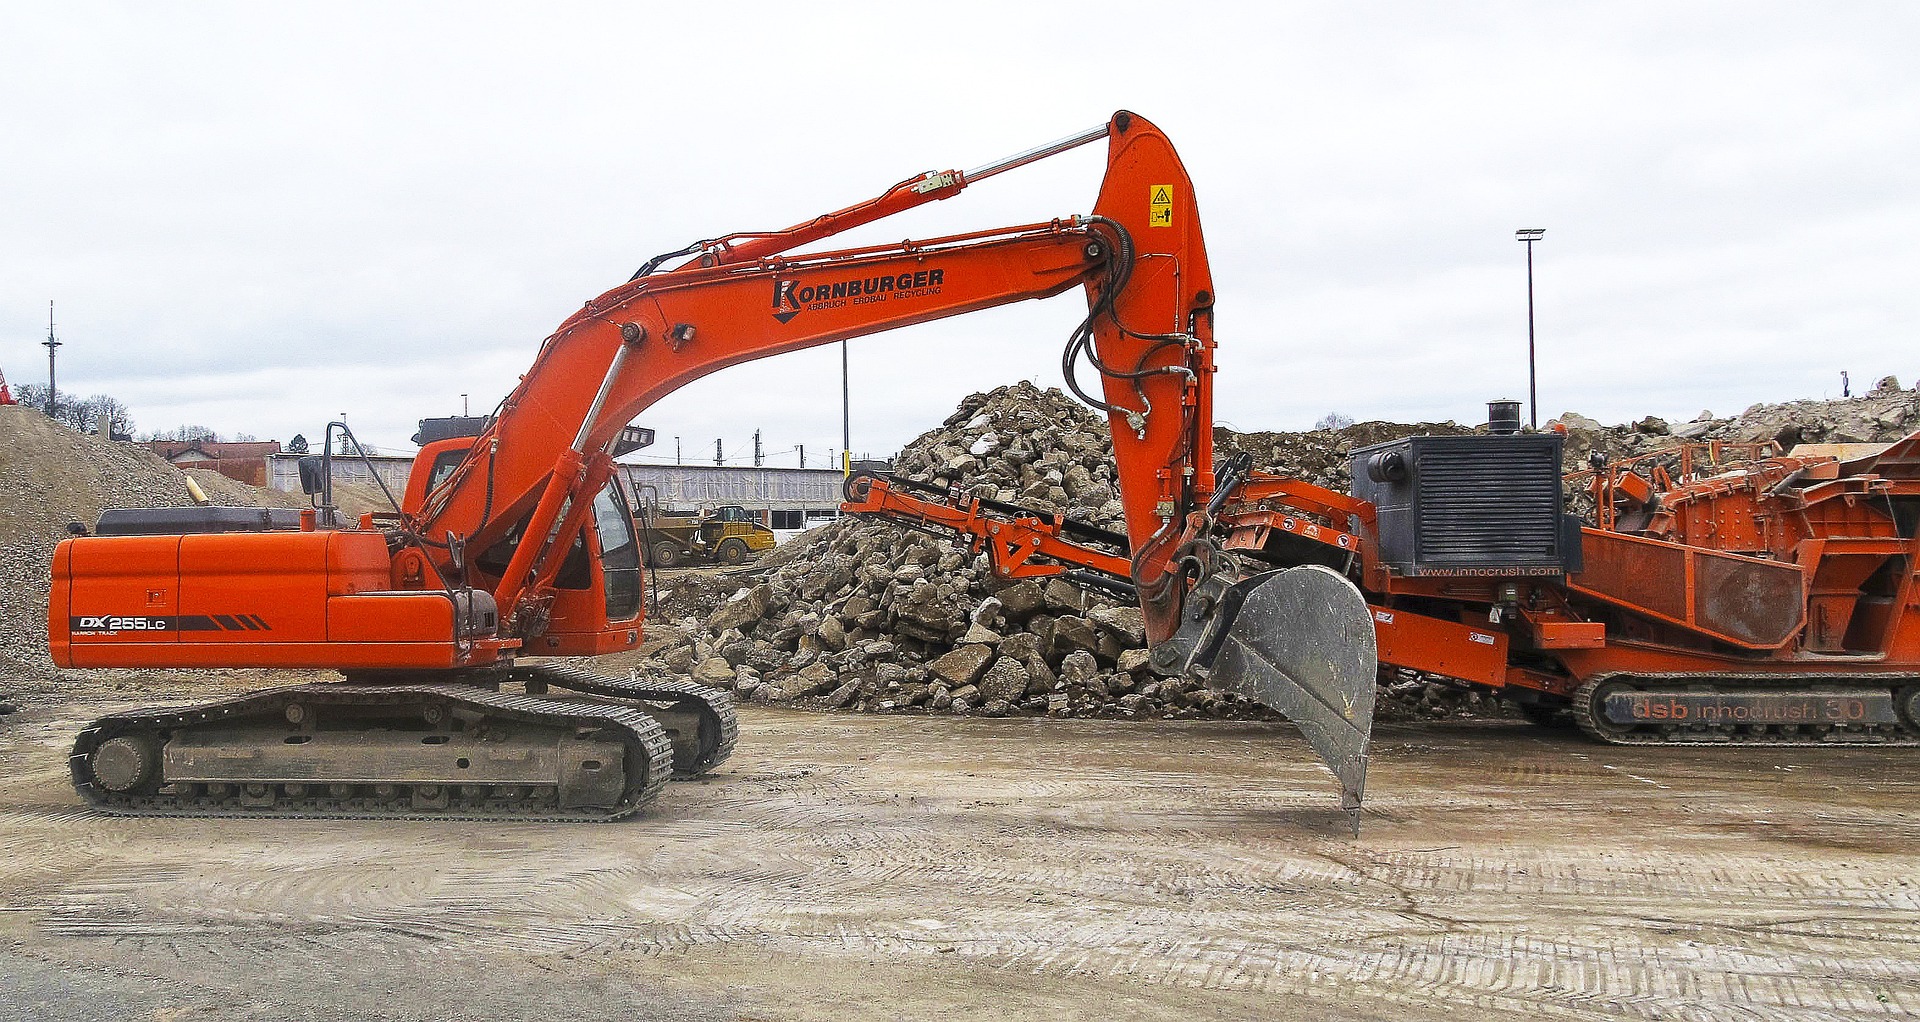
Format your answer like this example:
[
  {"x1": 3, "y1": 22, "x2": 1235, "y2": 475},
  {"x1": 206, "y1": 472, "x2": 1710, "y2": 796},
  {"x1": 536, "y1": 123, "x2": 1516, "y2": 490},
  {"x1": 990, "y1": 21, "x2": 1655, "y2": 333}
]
[{"x1": 0, "y1": 406, "x2": 219, "y2": 686}]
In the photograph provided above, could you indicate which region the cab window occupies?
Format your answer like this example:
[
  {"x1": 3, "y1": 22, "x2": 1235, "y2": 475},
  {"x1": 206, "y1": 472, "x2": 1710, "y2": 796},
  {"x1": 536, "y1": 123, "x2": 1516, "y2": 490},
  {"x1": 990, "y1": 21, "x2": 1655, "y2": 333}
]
[{"x1": 593, "y1": 482, "x2": 642, "y2": 620}]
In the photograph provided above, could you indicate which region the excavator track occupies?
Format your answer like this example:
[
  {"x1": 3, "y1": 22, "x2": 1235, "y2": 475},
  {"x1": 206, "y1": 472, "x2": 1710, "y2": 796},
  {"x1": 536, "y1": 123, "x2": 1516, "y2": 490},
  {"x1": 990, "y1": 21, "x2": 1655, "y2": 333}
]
[
  {"x1": 1571, "y1": 673, "x2": 1920, "y2": 746},
  {"x1": 70, "y1": 683, "x2": 676, "y2": 821},
  {"x1": 511, "y1": 663, "x2": 737, "y2": 777}
]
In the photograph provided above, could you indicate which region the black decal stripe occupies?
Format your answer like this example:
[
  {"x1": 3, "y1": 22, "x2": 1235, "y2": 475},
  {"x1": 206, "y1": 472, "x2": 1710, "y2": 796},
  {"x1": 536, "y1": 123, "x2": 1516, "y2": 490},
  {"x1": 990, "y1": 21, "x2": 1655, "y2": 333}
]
[
  {"x1": 248, "y1": 614, "x2": 272, "y2": 631},
  {"x1": 234, "y1": 615, "x2": 259, "y2": 631},
  {"x1": 213, "y1": 614, "x2": 243, "y2": 630},
  {"x1": 178, "y1": 615, "x2": 222, "y2": 631}
]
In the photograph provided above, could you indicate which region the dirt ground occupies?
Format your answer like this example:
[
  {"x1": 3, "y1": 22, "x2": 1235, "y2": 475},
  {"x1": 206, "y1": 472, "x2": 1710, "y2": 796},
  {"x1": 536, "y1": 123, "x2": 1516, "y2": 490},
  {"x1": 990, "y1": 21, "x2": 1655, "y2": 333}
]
[{"x1": 1, "y1": 678, "x2": 1915, "y2": 1022}]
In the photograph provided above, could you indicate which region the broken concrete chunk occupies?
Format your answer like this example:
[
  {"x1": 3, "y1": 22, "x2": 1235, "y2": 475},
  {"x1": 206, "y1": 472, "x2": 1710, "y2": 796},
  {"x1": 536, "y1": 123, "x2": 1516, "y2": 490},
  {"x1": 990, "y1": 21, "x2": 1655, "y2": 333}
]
[
  {"x1": 929, "y1": 644, "x2": 995, "y2": 687},
  {"x1": 1046, "y1": 615, "x2": 1101, "y2": 663},
  {"x1": 817, "y1": 616, "x2": 847, "y2": 651},
  {"x1": 706, "y1": 584, "x2": 772, "y2": 634},
  {"x1": 788, "y1": 662, "x2": 839, "y2": 698},
  {"x1": 994, "y1": 579, "x2": 1047, "y2": 619},
  {"x1": 693, "y1": 657, "x2": 737, "y2": 688},
  {"x1": 957, "y1": 622, "x2": 1003, "y2": 646},
  {"x1": 1043, "y1": 577, "x2": 1091, "y2": 613},
  {"x1": 1087, "y1": 605, "x2": 1147, "y2": 646},
  {"x1": 1059, "y1": 649, "x2": 1099, "y2": 685},
  {"x1": 1116, "y1": 647, "x2": 1154, "y2": 675},
  {"x1": 978, "y1": 657, "x2": 1031, "y2": 704}
]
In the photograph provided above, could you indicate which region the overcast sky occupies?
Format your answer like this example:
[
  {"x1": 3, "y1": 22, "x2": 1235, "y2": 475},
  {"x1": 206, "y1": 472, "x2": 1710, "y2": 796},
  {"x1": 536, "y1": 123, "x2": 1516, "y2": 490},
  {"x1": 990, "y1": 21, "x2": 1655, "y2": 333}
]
[{"x1": 3, "y1": 3, "x2": 1916, "y2": 466}]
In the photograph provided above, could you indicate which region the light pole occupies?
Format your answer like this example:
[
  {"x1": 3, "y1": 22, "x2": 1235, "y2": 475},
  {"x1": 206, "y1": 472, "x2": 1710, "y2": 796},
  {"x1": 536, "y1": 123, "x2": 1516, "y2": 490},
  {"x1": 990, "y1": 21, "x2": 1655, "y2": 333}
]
[
  {"x1": 1515, "y1": 228, "x2": 1545, "y2": 430},
  {"x1": 841, "y1": 340, "x2": 852, "y2": 476}
]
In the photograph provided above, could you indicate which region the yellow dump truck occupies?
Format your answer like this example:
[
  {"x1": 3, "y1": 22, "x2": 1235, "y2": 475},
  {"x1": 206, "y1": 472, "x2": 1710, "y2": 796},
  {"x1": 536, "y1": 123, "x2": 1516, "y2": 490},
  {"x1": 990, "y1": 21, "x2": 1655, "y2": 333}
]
[{"x1": 637, "y1": 504, "x2": 776, "y2": 567}]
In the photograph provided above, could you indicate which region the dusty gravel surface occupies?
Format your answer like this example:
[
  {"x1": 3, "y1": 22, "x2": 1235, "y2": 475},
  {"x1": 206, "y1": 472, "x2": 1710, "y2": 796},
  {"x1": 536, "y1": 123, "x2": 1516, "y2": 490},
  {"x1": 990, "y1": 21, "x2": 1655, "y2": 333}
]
[{"x1": 1, "y1": 678, "x2": 1916, "y2": 1022}]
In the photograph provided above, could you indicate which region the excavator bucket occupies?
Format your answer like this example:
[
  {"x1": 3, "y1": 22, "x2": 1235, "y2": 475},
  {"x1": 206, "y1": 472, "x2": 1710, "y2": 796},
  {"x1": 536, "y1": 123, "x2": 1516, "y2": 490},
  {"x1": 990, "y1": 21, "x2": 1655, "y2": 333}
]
[{"x1": 1205, "y1": 565, "x2": 1378, "y2": 825}]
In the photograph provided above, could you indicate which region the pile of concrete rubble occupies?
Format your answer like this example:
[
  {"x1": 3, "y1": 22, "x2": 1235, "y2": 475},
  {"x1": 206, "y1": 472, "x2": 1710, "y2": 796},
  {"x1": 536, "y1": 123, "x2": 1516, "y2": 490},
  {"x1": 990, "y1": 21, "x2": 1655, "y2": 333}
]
[
  {"x1": 1219, "y1": 375, "x2": 1919, "y2": 489},
  {"x1": 627, "y1": 377, "x2": 1918, "y2": 722},
  {"x1": 1551, "y1": 374, "x2": 1918, "y2": 466},
  {"x1": 625, "y1": 382, "x2": 1506, "y2": 722},
  {"x1": 888, "y1": 381, "x2": 1129, "y2": 530},
  {"x1": 1215, "y1": 419, "x2": 1476, "y2": 491}
]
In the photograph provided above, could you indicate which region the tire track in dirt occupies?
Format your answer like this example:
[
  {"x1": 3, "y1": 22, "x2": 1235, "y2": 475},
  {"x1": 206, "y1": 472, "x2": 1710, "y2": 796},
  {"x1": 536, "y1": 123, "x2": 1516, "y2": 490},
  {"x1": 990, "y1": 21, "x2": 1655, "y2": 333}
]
[{"x1": 4, "y1": 704, "x2": 1916, "y2": 1020}]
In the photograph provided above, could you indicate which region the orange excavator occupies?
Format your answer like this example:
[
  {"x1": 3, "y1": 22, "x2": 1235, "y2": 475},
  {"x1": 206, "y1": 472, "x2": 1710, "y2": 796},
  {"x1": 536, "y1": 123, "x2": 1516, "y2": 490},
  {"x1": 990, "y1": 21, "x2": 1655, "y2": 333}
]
[{"x1": 49, "y1": 111, "x2": 1383, "y2": 821}]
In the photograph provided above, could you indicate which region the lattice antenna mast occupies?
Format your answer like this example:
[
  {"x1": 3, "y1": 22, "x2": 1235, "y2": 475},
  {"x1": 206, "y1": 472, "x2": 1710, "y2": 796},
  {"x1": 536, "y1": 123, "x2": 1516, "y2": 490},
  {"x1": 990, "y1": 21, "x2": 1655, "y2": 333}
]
[{"x1": 42, "y1": 301, "x2": 61, "y2": 416}]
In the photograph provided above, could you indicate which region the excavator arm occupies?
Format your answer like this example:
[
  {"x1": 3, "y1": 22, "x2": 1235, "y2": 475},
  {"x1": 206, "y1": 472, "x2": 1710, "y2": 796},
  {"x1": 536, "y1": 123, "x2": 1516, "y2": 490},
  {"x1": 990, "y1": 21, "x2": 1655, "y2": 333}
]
[
  {"x1": 407, "y1": 113, "x2": 1195, "y2": 627},
  {"x1": 400, "y1": 110, "x2": 1377, "y2": 818},
  {"x1": 414, "y1": 218, "x2": 1113, "y2": 623},
  {"x1": 842, "y1": 473, "x2": 1137, "y2": 593}
]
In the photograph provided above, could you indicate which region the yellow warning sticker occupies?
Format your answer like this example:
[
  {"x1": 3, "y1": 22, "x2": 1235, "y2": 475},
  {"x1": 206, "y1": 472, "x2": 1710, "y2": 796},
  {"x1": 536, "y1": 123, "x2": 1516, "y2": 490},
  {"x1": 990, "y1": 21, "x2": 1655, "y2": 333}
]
[{"x1": 1148, "y1": 184, "x2": 1174, "y2": 228}]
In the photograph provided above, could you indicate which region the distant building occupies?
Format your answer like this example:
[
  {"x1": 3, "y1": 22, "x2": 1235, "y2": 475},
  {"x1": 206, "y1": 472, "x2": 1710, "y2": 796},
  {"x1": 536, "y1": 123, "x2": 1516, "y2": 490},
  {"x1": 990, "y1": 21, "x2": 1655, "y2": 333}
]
[
  {"x1": 619, "y1": 464, "x2": 856, "y2": 541},
  {"x1": 149, "y1": 439, "x2": 283, "y2": 487},
  {"x1": 265, "y1": 451, "x2": 414, "y2": 499}
]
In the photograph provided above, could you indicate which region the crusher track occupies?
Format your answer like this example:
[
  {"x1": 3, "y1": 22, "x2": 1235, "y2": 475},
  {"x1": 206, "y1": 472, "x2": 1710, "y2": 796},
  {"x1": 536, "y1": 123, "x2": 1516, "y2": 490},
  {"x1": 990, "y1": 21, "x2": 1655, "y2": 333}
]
[
  {"x1": 1571, "y1": 673, "x2": 1920, "y2": 746},
  {"x1": 69, "y1": 664, "x2": 736, "y2": 821}
]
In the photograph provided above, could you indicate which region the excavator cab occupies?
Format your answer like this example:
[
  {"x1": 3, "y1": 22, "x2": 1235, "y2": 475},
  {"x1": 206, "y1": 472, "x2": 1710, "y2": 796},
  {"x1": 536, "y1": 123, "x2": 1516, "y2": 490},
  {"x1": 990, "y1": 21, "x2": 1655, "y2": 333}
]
[
  {"x1": 400, "y1": 435, "x2": 646, "y2": 655},
  {"x1": 468, "y1": 478, "x2": 644, "y2": 655}
]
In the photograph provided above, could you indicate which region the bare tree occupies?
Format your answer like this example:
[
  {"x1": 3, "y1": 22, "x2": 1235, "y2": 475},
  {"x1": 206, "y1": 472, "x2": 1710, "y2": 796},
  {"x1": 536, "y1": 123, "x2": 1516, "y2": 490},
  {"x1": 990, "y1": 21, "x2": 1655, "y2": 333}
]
[
  {"x1": 145, "y1": 424, "x2": 222, "y2": 443},
  {"x1": 15, "y1": 385, "x2": 136, "y2": 438}
]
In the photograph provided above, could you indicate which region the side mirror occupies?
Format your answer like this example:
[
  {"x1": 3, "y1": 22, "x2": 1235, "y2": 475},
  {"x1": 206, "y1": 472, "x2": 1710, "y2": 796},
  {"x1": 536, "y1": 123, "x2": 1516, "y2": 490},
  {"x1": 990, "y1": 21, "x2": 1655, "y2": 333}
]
[{"x1": 297, "y1": 455, "x2": 326, "y2": 495}]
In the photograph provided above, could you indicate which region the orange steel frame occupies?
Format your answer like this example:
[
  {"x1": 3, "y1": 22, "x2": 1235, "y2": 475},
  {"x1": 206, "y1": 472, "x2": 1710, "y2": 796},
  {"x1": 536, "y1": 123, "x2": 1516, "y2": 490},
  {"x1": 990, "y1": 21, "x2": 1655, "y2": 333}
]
[
  {"x1": 1288, "y1": 435, "x2": 1919, "y2": 696},
  {"x1": 52, "y1": 111, "x2": 1220, "y2": 673},
  {"x1": 844, "y1": 477, "x2": 1134, "y2": 584}
]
